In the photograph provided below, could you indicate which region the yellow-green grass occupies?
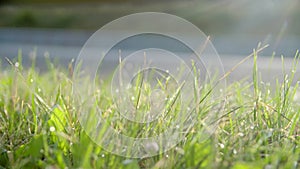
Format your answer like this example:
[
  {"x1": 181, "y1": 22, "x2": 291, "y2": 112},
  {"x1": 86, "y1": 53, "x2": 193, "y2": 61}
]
[{"x1": 0, "y1": 50, "x2": 300, "y2": 168}]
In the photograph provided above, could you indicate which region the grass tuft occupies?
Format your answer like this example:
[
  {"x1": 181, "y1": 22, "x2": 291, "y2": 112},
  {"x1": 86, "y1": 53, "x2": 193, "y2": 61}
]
[{"x1": 0, "y1": 50, "x2": 299, "y2": 168}]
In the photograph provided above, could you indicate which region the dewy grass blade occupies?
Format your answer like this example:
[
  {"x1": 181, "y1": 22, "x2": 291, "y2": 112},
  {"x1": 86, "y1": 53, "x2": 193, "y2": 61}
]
[{"x1": 2, "y1": 48, "x2": 300, "y2": 168}]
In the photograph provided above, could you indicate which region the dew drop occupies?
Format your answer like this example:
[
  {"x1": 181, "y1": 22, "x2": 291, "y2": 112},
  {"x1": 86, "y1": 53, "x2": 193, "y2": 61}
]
[
  {"x1": 50, "y1": 126, "x2": 55, "y2": 132},
  {"x1": 15, "y1": 62, "x2": 19, "y2": 68},
  {"x1": 219, "y1": 143, "x2": 225, "y2": 149},
  {"x1": 238, "y1": 132, "x2": 245, "y2": 137}
]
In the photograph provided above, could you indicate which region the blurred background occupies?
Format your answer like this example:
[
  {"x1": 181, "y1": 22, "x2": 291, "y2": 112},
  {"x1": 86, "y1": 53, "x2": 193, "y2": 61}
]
[{"x1": 0, "y1": 0, "x2": 299, "y2": 81}]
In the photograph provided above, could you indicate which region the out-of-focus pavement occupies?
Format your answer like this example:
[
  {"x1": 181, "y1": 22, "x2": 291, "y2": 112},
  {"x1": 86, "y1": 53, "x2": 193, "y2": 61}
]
[{"x1": 0, "y1": 28, "x2": 299, "y2": 83}]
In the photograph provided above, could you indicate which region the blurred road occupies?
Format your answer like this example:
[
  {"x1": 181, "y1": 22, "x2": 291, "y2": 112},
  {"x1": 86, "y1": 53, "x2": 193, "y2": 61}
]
[{"x1": 0, "y1": 28, "x2": 299, "y2": 83}]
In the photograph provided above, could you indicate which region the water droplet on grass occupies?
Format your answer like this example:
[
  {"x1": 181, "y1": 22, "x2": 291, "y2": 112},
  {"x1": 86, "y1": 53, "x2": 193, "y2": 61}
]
[
  {"x1": 238, "y1": 132, "x2": 245, "y2": 137},
  {"x1": 49, "y1": 126, "x2": 55, "y2": 132},
  {"x1": 219, "y1": 143, "x2": 225, "y2": 149},
  {"x1": 15, "y1": 62, "x2": 19, "y2": 68}
]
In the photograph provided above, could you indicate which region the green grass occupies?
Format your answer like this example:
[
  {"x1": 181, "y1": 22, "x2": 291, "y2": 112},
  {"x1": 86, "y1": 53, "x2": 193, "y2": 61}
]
[{"x1": 0, "y1": 49, "x2": 300, "y2": 169}]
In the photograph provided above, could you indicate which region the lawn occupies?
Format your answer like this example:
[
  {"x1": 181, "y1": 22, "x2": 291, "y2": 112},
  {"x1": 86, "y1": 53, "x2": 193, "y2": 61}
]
[{"x1": 0, "y1": 49, "x2": 300, "y2": 168}]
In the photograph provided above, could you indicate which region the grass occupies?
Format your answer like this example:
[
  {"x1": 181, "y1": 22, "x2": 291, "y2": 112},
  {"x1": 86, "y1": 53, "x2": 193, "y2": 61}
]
[{"x1": 0, "y1": 49, "x2": 300, "y2": 169}]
